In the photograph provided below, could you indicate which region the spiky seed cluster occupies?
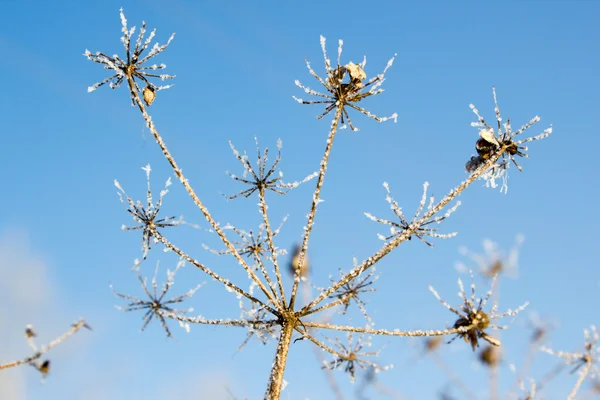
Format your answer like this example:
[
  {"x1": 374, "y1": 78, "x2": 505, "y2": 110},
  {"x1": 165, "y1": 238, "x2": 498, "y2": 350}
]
[
  {"x1": 111, "y1": 261, "x2": 201, "y2": 338},
  {"x1": 365, "y1": 182, "x2": 460, "y2": 247},
  {"x1": 84, "y1": 8, "x2": 175, "y2": 104},
  {"x1": 203, "y1": 220, "x2": 287, "y2": 265},
  {"x1": 115, "y1": 164, "x2": 178, "y2": 258},
  {"x1": 226, "y1": 138, "x2": 317, "y2": 199},
  {"x1": 326, "y1": 261, "x2": 378, "y2": 323},
  {"x1": 293, "y1": 35, "x2": 397, "y2": 131},
  {"x1": 429, "y1": 271, "x2": 528, "y2": 351},
  {"x1": 466, "y1": 87, "x2": 552, "y2": 192},
  {"x1": 322, "y1": 332, "x2": 390, "y2": 382}
]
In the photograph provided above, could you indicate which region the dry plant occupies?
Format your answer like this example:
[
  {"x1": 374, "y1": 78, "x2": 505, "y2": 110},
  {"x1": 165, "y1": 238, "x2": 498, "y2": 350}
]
[
  {"x1": 82, "y1": 9, "x2": 570, "y2": 399},
  {"x1": 409, "y1": 239, "x2": 599, "y2": 400},
  {"x1": 0, "y1": 320, "x2": 90, "y2": 379}
]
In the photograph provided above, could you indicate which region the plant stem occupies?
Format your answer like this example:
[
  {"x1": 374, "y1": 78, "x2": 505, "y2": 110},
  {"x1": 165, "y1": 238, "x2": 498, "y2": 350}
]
[
  {"x1": 289, "y1": 105, "x2": 343, "y2": 309},
  {"x1": 568, "y1": 359, "x2": 592, "y2": 400},
  {"x1": 265, "y1": 320, "x2": 295, "y2": 400},
  {"x1": 125, "y1": 76, "x2": 280, "y2": 310}
]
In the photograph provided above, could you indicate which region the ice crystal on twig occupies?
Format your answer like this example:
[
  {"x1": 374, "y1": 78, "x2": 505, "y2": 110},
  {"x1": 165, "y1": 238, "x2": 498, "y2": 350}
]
[
  {"x1": 115, "y1": 164, "x2": 178, "y2": 259},
  {"x1": 204, "y1": 220, "x2": 287, "y2": 265},
  {"x1": 429, "y1": 271, "x2": 528, "y2": 351},
  {"x1": 365, "y1": 182, "x2": 460, "y2": 247},
  {"x1": 84, "y1": 8, "x2": 175, "y2": 104},
  {"x1": 293, "y1": 35, "x2": 397, "y2": 131},
  {"x1": 111, "y1": 260, "x2": 201, "y2": 338},
  {"x1": 226, "y1": 138, "x2": 316, "y2": 199},
  {"x1": 466, "y1": 88, "x2": 552, "y2": 192},
  {"x1": 322, "y1": 332, "x2": 390, "y2": 382}
]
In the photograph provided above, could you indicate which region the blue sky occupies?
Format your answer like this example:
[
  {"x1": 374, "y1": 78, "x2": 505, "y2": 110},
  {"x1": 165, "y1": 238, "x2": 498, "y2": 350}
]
[{"x1": 1, "y1": 1, "x2": 599, "y2": 399}]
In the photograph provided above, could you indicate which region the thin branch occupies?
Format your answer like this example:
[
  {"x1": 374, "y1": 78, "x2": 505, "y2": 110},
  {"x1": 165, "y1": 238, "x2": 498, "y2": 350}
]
[
  {"x1": 0, "y1": 320, "x2": 90, "y2": 371},
  {"x1": 152, "y1": 228, "x2": 279, "y2": 316},
  {"x1": 301, "y1": 149, "x2": 507, "y2": 315},
  {"x1": 124, "y1": 74, "x2": 281, "y2": 310},
  {"x1": 289, "y1": 105, "x2": 344, "y2": 309},
  {"x1": 259, "y1": 187, "x2": 286, "y2": 301},
  {"x1": 569, "y1": 359, "x2": 592, "y2": 400},
  {"x1": 301, "y1": 321, "x2": 475, "y2": 338}
]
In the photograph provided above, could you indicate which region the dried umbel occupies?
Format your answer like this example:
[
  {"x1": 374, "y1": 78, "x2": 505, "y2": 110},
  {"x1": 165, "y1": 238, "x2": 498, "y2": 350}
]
[
  {"x1": 111, "y1": 261, "x2": 202, "y2": 338},
  {"x1": 430, "y1": 271, "x2": 528, "y2": 351},
  {"x1": 115, "y1": 164, "x2": 179, "y2": 259},
  {"x1": 293, "y1": 35, "x2": 397, "y2": 131},
  {"x1": 465, "y1": 88, "x2": 552, "y2": 192},
  {"x1": 84, "y1": 8, "x2": 175, "y2": 104},
  {"x1": 365, "y1": 182, "x2": 459, "y2": 248}
]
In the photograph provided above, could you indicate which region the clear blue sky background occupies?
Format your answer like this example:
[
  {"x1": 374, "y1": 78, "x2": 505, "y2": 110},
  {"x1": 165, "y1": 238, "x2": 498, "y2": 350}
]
[{"x1": 0, "y1": 1, "x2": 599, "y2": 399}]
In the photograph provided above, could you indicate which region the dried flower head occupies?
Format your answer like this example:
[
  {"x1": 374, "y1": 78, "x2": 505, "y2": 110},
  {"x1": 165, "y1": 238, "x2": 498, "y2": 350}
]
[
  {"x1": 84, "y1": 8, "x2": 175, "y2": 104},
  {"x1": 35, "y1": 360, "x2": 50, "y2": 377},
  {"x1": 226, "y1": 138, "x2": 316, "y2": 199},
  {"x1": 111, "y1": 261, "x2": 201, "y2": 338},
  {"x1": 322, "y1": 332, "x2": 391, "y2": 382},
  {"x1": 429, "y1": 271, "x2": 528, "y2": 351},
  {"x1": 25, "y1": 325, "x2": 36, "y2": 339},
  {"x1": 466, "y1": 88, "x2": 552, "y2": 192},
  {"x1": 204, "y1": 220, "x2": 287, "y2": 266},
  {"x1": 365, "y1": 182, "x2": 460, "y2": 247},
  {"x1": 326, "y1": 259, "x2": 378, "y2": 323},
  {"x1": 293, "y1": 35, "x2": 397, "y2": 131},
  {"x1": 115, "y1": 164, "x2": 178, "y2": 258}
]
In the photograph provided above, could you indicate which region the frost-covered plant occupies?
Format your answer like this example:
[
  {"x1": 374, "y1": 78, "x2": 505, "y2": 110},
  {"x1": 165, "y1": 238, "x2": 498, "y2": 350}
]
[
  {"x1": 429, "y1": 272, "x2": 529, "y2": 352},
  {"x1": 0, "y1": 320, "x2": 90, "y2": 379},
  {"x1": 541, "y1": 326, "x2": 600, "y2": 399},
  {"x1": 84, "y1": 9, "x2": 559, "y2": 399}
]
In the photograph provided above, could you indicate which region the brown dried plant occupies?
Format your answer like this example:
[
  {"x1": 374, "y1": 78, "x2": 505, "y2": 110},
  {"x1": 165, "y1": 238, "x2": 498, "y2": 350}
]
[
  {"x1": 0, "y1": 320, "x2": 90, "y2": 379},
  {"x1": 84, "y1": 9, "x2": 560, "y2": 399}
]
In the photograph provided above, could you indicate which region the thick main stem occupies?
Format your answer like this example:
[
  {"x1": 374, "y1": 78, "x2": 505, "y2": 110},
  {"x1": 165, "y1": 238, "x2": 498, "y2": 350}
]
[{"x1": 264, "y1": 320, "x2": 295, "y2": 400}]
